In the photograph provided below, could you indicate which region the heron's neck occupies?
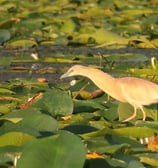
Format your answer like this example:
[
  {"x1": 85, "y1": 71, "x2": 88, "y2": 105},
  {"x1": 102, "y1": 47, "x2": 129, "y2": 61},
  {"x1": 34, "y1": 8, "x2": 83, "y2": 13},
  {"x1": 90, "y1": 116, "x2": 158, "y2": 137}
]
[
  {"x1": 83, "y1": 69, "x2": 125, "y2": 102},
  {"x1": 84, "y1": 69, "x2": 115, "y2": 93}
]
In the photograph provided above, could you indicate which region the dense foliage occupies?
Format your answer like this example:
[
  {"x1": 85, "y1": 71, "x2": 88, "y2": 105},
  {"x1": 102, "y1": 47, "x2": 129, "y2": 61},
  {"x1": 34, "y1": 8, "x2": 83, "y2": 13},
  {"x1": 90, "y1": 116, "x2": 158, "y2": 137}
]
[
  {"x1": 0, "y1": 0, "x2": 158, "y2": 48},
  {"x1": 0, "y1": 0, "x2": 158, "y2": 167}
]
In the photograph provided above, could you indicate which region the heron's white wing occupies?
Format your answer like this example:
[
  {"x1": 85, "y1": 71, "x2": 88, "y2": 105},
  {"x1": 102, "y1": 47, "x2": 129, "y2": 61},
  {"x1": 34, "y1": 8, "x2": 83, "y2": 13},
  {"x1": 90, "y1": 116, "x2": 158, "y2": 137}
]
[{"x1": 116, "y1": 77, "x2": 158, "y2": 106}]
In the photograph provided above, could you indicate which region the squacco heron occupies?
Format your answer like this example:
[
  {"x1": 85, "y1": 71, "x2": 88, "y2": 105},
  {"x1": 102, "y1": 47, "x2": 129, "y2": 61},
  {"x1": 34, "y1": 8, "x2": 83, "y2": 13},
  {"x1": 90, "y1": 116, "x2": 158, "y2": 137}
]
[{"x1": 60, "y1": 65, "x2": 158, "y2": 122}]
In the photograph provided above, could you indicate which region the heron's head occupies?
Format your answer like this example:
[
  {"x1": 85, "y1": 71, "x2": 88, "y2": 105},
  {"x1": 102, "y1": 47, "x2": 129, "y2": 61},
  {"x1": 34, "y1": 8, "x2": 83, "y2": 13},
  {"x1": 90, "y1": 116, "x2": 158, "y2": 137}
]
[{"x1": 60, "y1": 65, "x2": 88, "y2": 79}]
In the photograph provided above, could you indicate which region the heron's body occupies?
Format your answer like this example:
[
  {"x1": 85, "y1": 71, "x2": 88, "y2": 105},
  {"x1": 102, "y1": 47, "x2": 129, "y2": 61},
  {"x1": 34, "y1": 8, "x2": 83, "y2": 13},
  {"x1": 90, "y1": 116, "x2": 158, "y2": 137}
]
[{"x1": 60, "y1": 65, "x2": 158, "y2": 122}]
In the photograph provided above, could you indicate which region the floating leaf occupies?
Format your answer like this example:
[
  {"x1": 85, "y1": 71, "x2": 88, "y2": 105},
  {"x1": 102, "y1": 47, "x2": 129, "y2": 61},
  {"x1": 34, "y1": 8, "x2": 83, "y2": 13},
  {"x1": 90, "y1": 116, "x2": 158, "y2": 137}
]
[
  {"x1": 0, "y1": 132, "x2": 35, "y2": 147},
  {"x1": 85, "y1": 6, "x2": 106, "y2": 18},
  {"x1": 0, "y1": 105, "x2": 11, "y2": 114},
  {"x1": 118, "y1": 102, "x2": 142, "y2": 121},
  {"x1": 113, "y1": 127, "x2": 158, "y2": 138},
  {"x1": 86, "y1": 151, "x2": 104, "y2": 159},
  {"x1": 17, "y1": 113, "x2": 58, "y2": 133},
  {"x1": 43, "y1": 57, "x2": 79, "y2": 63},
  {"x1": 60, "y1": 18, "x2": 79, "y2": 33},
  {"x1": 151, "y1": 38, "x2": 158, "y2": 47},
  {"x1": 97, "y1": 102, "x2": 118, "y2": 121},
  {"x1": 0, "y1": 112, "x2": 58, "y2": 136},
  {"x1": 140, "y1": 156, "x2": 158, "y2": 167},
  {"x1": 0, "y1": 18, "x2": 18, "y2": 29},
  {"x1": 81, "y1": 127, "x2": 111, "y2": 140},
  {"x1": 3, "y1": 108, "x2": 42, "y2": 119},
  {"x1": 136, "y1": 42, "x2": 155, "y2": 48},
  {"x1": 0, "y1": 29, "x2": 11, "y2": 43},
  {"x1": 0, "y1": 88, "x2": 15, "y2": 94},
  {"x1": 118, "y1": 102, "x2": 158, "y2": 122},
  {"x1": 31, "y1": 89, "x2": 73, "y2": 117},
  {"x1": 105, "y1": 156, "x2": 127, "y2": 168},
  {"x1": 85, "y1": 136, "x2": 110, "y2": 153},
  {"x1": 127, "y1": 160, "x2": 145, "y2": 168},
  {"x1": 72, "y1": 90, "x2": 93, "y2": 99},
  {"x1": 136, "y1": 121, "x2": 158, "y2": 130},
  {"x1": 16, "y1": 131, "x2": 86, "y2": 168},
  {"x1": 74, "y1": 99, "x2": 105, "y2": 113},
  {"x1": 122, "y1": 8, "x2": 153, "y2": 16},
  {"x1": 6, "y1": 39, "x2": 37, "y2": 48},
  {"x1": 104, "y1": 143, "x2": 130, "y2": 154},
  {"x1": 0, "y1": 0, "x2": 158, "y2": 167},
  {"x1": 128, "y1": 68, "x2": 158, "y2": 77},
  {"x1": 91, "y1": 29, "x2": 128, "y2": 45},
  {"x1": 0, "y1": 117, "x2": 22, "y2": 123}
]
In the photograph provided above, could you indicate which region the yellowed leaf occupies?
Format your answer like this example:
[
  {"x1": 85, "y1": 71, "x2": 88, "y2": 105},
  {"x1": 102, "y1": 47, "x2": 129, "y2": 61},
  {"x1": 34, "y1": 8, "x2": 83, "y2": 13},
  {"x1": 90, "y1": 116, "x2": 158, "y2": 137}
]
[
  {"x1": 140, "y1": 157, "x2": 158, "y2": 166},
  {"x1": 61, "y1": 115, "x2": 72, "y2": 120},
  {"x1": 0, "y1": 118, "x2": 22, "y2": 123},
  {"x1": 147, "y1": 134, "x2": 158, "y2": 151},
  {"x1": 86, "y1": 151, "x2": 104, "y2": 159}
]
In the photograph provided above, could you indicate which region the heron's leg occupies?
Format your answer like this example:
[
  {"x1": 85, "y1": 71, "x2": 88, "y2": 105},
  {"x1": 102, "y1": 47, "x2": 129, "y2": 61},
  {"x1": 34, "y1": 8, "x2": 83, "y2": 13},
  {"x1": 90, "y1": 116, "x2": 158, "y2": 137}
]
[
  {"x1": 140, "y1": 106, "x2": 146, "y2": 121},
  {"x1": 122, "y1": 106, "x2": 137, "y2": 122}
]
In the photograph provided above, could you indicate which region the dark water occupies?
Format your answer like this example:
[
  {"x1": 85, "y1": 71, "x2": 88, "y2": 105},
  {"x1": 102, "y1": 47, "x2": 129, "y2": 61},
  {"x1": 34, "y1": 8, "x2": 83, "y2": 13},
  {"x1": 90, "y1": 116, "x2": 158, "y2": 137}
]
[{"x1": 0, "y1": 46, "x2": 158, "y2": 82}]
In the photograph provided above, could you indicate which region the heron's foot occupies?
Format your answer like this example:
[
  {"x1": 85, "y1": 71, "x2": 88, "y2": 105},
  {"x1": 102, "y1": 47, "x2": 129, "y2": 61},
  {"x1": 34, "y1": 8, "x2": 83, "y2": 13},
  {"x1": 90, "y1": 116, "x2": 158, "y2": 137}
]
[
  {"x1": 122, "y1": 113, "x2": 137, "y2": 122},
  {"x1": 122, "y1": 112, "x2": 146, "y2": 122}
]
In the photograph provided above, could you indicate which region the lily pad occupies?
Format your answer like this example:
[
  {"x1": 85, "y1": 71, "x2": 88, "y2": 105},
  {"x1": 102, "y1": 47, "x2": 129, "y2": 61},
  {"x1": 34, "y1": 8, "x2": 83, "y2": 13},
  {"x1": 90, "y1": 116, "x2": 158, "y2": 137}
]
[
  {"x1": 0, "y1": 29, "x2": 11, "y2": 43},
  {"x1": 16, "y1": 131, "x2": 86, "y2": 168},
  {"x1": 0, "y1": 132, "x2": 35, "y2": 147},
  {"x1": 31, "y1": 89, "x2": 73, "y2": 117},
  {"x1": 6, "y1": 38, "x2": 37, "y2": 48}
]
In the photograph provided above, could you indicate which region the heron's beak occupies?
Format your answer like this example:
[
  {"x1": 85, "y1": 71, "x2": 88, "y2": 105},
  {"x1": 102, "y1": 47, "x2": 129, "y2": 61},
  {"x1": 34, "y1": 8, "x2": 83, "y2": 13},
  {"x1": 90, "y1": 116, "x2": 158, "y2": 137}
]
[{"x1": 60, "y1": 71, "x2": 70, "y2": 79}]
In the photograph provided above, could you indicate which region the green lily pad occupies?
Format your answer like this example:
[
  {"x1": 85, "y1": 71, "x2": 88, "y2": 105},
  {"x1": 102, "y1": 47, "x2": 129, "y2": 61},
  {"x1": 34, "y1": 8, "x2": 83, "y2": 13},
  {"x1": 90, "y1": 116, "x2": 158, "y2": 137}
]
[
  {"x1": 16, "y1": 131, "x2": 86, "y2": 168},
  {"x1": 0, "y1": 132, "x2": 35, "y2": 147},
  {"x1": 113, "y1": 126, "x2": 158, "y2": 138},
  {"x1": 92, "y1": 29, "x2": 128, "y2": 45},
  {"x1": 0, "y1": 88, "x2": 15, "y2": 94},
  {"x1": 0, "y1": 29, "x2": 11, "y2": 43},
  {"x1": 5, "y1": 38, "x2": 37, "y2": 48},
  {"x1": 60, "y1": 18, "x2": 80, "y2": 33},
  {"x1": 31, "y1": 89, "x2": 73, "y2": 117}
]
